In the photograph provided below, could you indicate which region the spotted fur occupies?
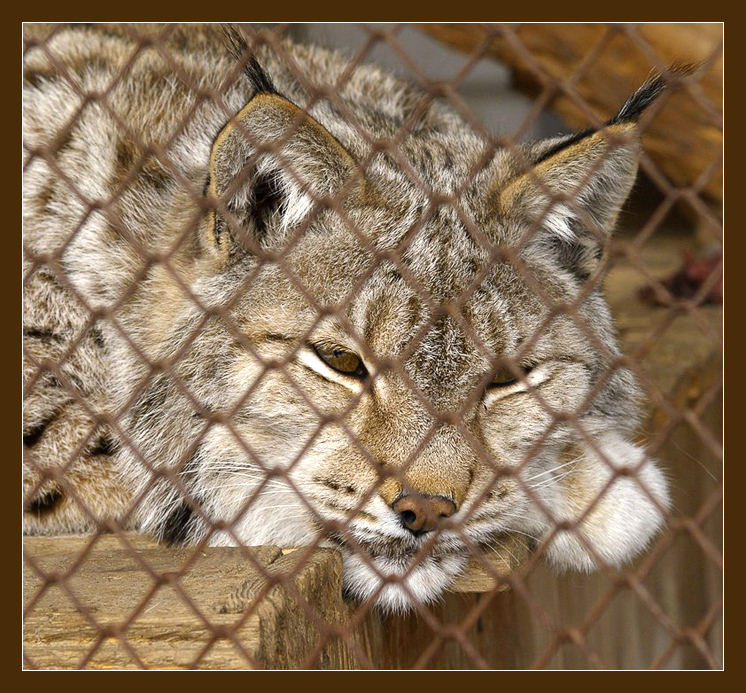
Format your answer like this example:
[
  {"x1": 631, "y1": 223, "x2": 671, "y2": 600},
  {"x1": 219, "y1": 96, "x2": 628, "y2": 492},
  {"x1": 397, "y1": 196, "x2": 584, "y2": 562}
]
[{"x1": 23, "y1": 24, "x2": 671, "y2": 612}]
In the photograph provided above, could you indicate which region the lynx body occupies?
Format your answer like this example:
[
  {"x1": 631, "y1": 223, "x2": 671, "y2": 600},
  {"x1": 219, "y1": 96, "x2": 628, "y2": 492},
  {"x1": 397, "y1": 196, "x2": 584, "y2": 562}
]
[{"x1": 23, "y1": 24, "x2": 669, "y2": 611}]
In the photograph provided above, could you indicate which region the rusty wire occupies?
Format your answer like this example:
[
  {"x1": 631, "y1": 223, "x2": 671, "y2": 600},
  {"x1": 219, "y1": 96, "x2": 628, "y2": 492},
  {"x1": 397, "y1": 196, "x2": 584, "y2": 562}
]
[{"x1": 22, "y1": 22, "x2": 723, "y2": 669}]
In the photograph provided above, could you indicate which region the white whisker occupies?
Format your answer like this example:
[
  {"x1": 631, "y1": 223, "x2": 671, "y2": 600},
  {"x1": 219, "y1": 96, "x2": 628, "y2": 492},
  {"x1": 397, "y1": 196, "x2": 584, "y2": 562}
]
[
  {"x1": 529, "y1": 469, "x2": 576, "y2": 491},
  {"x1": 486, "y1": 538, "x2": 520, "y2": 565},
  {"x1": 205, "y1": 485, "x2": 295, "y2": 495},
  {"x1": 522, "y1": 458, "x2": 578, "y2": 483},
  {"x1": 500, "y1": 527, "x2": 541, "y2": 542}
]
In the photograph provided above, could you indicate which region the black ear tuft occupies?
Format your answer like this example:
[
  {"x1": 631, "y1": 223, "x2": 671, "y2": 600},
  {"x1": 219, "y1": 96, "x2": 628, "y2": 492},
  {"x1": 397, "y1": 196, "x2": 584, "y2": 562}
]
[
  {"x1": 610, "y1": 63, "x2": 695, "y2": 125},
  {"x1": 221, "y1": 23, "x2": 277, "y2": 95},
  {"x1": 534, "y1": 64, "x2": 695, "y2": 166},
  {"x1": 244, "y1": 55, "x2": 277, "y2": 96}
]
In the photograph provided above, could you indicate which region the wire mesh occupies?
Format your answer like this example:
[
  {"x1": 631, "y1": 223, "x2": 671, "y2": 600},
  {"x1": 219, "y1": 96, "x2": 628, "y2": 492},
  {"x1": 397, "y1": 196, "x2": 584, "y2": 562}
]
[{"x1": 22, "y1": 22, "x2": 723, "y2": 669}]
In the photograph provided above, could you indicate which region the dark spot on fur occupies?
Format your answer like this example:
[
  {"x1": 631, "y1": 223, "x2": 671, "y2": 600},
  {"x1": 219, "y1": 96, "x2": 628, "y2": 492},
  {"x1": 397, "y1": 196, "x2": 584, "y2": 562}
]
[
  {"x1": 116, "y1": 140, "x2": 136, "y2": 171},
  {"x1": 157, "y1": 448, "x2": 208, "y2": 545},
  {"x1": 563, "y1": 250, "x2": 592, "y2": 282},
  {"x1": 23, "y1": 327, "x2": 62, "y2": 344},
  {"x1": 140, "y1": 156, "x2": 171, "y2": 192},
  {"x1": 489, "y1": 487, "x2": 508, "y2": 500},
  {"x1": 321, "y1": 498, "x2": 348, "y2": 512},
  {"x1": 213, "y1": 215, "x2": 228, "y2": 249},
  {"x1": 160, "y1": 501, "x2": 194, "y2": 545},
  {"x1": 35, "y1": 268, "x2": 62, "y2": 287},
  {"x1": 37, "y1": 183, "x2": 56, "y2": 213},
  {"x1": 65, "y1": 371, "x2": 85, "y2": 392},
  {"x1": 159, "y1": 495, "x2": 204, "y2": 546},
  {"x1": 114, "y1": 140, "x2": 138, "y2": 186},
  {"x1": 23, "y1": 411, "x2": 59, "y2": 447},
  {"x1": 91, "y1": 327, "x2": 106, "y2": 348},
  {"x1": 43, "y1": 373, "x2": 61, "y2": 388},
  {"x1": 87, "y1": 435, "x2": 118, "y2": 456},
  {"x1": 23, "y1": 68, "x2": 55, "y2": 88},
  {"x1": 264, "y1": 334, "x2": 294, "y2": 344},
  {"x1": 26, "y1": 487, "x2": 64, "y2": 516}
]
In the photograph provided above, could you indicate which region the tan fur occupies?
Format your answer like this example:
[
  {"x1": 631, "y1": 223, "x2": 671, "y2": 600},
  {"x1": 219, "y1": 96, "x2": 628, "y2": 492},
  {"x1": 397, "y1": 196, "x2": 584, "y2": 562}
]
[
  {"x1": 23, "y1": 24, "x2": 670, "y2": 611},
  {"x1": 499, "y1": 123, "x2": 638, "y2": 213}
]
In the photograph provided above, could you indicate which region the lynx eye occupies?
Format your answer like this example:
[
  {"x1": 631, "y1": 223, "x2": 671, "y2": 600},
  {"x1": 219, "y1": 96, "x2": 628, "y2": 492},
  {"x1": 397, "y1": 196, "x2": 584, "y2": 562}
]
[
  {"x1": 313, "y1": 343, "x2": 368, "y2": 378},
  {"x1": 489, "y1": 364, "x2": 533, "y2": 388}
]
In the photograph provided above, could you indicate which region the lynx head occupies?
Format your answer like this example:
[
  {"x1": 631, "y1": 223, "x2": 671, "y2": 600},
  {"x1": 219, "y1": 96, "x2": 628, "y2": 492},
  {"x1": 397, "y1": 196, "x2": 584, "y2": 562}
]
[{"x1": 133, "y1": 57, "x2": 676, "y2": 612}]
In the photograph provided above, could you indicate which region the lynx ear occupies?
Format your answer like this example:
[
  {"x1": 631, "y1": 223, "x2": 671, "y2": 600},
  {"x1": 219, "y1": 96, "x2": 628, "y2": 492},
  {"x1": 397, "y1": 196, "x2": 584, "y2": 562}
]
[
  {"x1": 205, "y1": 90, "x2": 358, "y2": 259},
  {"x1": 498, "y1": 68, "x2": 689, "y2": 279},
  {"x1": 499, "y1": 123, "x2": 640, "y2": 278}
]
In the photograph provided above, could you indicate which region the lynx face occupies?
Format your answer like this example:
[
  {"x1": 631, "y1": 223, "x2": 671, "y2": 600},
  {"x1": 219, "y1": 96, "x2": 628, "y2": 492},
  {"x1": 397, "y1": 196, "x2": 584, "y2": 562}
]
[
  {"x1": 23, "y1": 26, "x2": 670, "y2": 612},
  {"x1": 123, "y1": 89, "x2": 670, "y2": 612}
]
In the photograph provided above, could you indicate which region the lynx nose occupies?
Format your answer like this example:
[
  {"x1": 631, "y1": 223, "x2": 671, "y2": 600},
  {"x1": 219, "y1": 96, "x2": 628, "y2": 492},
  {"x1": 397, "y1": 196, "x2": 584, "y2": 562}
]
[{"x1": 392, "y1": 493, "x2": 456, "y2": 535}]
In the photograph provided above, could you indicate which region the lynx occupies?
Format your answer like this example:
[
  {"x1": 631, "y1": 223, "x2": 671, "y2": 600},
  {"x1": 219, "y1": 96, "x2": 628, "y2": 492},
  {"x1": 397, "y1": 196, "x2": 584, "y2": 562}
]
[{"x1": 23, "y1": 24, "x2": 671, "y2": 612}]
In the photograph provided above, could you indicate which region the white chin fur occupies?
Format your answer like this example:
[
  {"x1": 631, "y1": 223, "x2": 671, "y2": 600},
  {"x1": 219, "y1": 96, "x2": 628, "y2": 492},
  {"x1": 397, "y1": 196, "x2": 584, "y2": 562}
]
[
  {"x1": 542, "y1": 435, "x2": 670, "y2": 572},
  {"x1": 341, "y1": 549, "x2": 467, "y2": 614},
  {"x1": 201, "y1": 433, "x2": 668, "y2": 610}
]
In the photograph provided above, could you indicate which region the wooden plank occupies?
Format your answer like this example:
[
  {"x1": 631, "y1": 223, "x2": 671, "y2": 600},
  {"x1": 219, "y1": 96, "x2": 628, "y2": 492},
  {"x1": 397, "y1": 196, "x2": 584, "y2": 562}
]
[
  {"x1": 23, "y1": 535, "x2": 352, "y2": 669},
  {"x1": 21, "y1": 534, "x2": 537, "y2": 669}
]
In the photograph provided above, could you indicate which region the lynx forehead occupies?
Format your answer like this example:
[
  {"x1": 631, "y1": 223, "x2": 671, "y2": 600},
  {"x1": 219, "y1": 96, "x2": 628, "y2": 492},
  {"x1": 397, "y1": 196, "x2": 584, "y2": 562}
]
[{"x1": 23, "y1": 24, "x2": 670, "y2": 612}]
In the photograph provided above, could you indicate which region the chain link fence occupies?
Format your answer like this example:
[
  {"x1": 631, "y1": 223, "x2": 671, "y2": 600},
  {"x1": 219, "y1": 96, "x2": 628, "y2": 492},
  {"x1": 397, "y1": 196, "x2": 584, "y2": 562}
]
[{"x1": 22, "y1": 22, "x2": 723, "y2": 669}]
